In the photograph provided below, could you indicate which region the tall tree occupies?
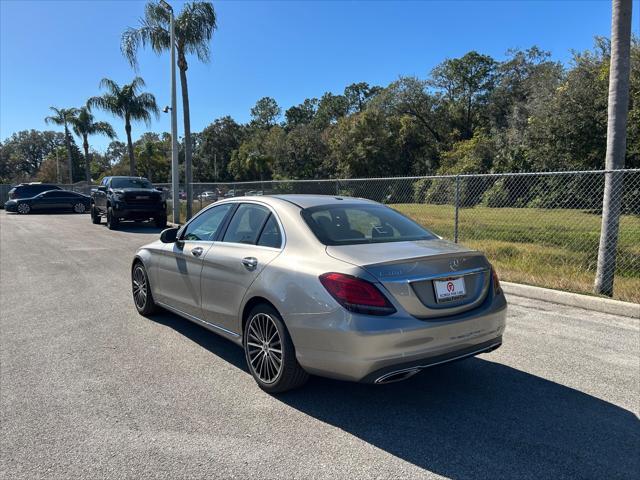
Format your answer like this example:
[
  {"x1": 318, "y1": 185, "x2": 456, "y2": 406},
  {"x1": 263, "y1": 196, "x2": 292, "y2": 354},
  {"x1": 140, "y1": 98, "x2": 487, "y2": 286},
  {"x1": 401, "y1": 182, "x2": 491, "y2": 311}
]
[
  {"x1": 250, "y1": 97, "x2": 281, "y2": 129},
  {"x1": 430, "y1": 51, "x2": 497, "y2": 139},
  {"x1": 87, "y1": 77, "x2": 159, "y2": 175},
  {"x1": 595, "y1": 0, "x2": 633, "y2": 296},
  {"x1": 44, "y1": 107, "x2": 79, "y2": 182},
  {"x1": 122, "y1": 1, "x2": 217, "y2": 218},
  {"x1": 71, "y1": 107, "x2": 116, "y2": 182}
]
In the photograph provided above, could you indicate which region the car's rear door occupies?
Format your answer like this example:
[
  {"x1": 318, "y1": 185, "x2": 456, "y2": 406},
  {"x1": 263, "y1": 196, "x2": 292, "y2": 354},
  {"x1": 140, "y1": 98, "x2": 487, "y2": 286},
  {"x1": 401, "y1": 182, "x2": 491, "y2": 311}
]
[
  {"x1": 200, "y1": 203, "x2": 283, "y2": 333},
  {"x1": 154, "y1": 203, "x2": 235, "y2": 317}
]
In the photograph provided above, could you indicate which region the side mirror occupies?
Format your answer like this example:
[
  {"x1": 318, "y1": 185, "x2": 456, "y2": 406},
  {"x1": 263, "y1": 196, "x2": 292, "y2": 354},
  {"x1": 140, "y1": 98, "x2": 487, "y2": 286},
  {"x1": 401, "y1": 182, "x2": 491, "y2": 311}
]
[
  {"x1": 98, "y1": 185, "x2": 107, "y2": 192},
  {"x1": 160, "y1": 227, "x2": 179, "y2": 243},
  {"x1": 155, "y1": 187, "x2": 163, "y2": 191}
]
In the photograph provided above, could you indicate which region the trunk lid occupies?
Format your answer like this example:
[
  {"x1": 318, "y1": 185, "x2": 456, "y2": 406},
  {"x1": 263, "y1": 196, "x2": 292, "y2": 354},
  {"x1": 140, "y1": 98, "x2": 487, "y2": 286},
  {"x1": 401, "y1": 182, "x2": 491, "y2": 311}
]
[{"x1": 326, "y1": 239, "x2": 492, "y2": 319}]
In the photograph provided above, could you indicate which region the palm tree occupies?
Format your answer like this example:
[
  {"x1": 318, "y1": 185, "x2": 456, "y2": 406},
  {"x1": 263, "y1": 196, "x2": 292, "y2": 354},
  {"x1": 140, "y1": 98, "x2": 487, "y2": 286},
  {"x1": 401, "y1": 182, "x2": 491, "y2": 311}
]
[
  {"x1": 122, "y1": 1, "x2": 217, "y2": 218},
  {"x1": 72, "y1": 107, "x2": 116, "y2": 182},
  {"x1": 87, "y1": 77, "x2": 159, "y2": 175},
  {"x1": 594, "y1": 0, "x2": 633, "y2": 296},
  {"x1": 45, "y1": 107, "x2": 79, "y2": 183}
]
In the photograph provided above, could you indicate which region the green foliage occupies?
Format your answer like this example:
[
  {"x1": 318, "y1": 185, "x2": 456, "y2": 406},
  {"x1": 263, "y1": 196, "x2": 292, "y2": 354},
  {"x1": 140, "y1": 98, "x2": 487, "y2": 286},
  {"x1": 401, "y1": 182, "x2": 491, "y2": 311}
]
[
  {"x1": 250, "y1": 97, "x2": 281, "y2": 129},
  {"x1": 194, "y1": 116, "x2": 244, "y2": 181},
  {"x1": 481, "y1": 178, "x2": 510, "y2": 207}
]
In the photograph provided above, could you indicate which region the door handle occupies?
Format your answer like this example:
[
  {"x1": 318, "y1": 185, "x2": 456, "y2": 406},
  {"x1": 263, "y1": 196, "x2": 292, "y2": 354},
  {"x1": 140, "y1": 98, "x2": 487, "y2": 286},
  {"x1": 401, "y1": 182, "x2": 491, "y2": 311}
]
[
  {"x1": 191, "y1": 246, "x2": 204, "y2": 257},
  {"x1": 242, "y1": 257, "x2": 258, "y2": 270}
]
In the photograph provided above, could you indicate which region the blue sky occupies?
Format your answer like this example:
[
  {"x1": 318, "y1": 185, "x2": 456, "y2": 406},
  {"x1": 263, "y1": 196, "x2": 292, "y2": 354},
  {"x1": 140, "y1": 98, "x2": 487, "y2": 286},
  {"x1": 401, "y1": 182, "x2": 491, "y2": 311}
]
[{"x1": 1, "y1": 0, "x2": 638, "y2": 152}]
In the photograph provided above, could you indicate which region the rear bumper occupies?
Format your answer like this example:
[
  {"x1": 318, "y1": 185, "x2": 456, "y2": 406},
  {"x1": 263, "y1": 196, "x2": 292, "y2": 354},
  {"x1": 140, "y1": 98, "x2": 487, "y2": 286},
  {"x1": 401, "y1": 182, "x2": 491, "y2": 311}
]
[
  {"x1": 4, "y1": 203, "x2": 17, "y2": 212},
  {"x1": 287, "y1": 293, "x2": 507, "y2": 383},
  {"x1": 361, "y1": 336, "x2": 502, "y2": 384}
]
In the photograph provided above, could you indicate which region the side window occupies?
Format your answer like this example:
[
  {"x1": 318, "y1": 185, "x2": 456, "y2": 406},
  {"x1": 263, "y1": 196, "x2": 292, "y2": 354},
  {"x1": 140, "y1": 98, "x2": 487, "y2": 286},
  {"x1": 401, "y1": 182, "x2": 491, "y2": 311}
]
[
  {"x1": 222, "y1": 204, "x2": 270, "y2": 245},
  {"x1": 182, "y1": 204, "x2": 233, "y2": 241},
  {"x1": 257, "y1": 215, "x2": 282, "y2": 248}
]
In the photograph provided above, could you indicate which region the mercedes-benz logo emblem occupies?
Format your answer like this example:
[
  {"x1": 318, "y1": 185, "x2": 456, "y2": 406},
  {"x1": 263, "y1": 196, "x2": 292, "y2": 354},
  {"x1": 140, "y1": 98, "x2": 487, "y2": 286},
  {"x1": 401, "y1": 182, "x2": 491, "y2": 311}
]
[{"x1": 449, "y1": 258, "x2": 463, "y2": 271}]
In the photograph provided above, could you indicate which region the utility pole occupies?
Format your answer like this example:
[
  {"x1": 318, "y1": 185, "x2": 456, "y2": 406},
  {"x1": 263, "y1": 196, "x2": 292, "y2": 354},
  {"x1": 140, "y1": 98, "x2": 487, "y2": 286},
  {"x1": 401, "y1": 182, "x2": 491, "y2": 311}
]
[
  {"x1": 160, "y1": 0, "x2": 180, "y2": 224},
  {"x1": 55, "y1": 149, "x2": 60, "y2": 184}
]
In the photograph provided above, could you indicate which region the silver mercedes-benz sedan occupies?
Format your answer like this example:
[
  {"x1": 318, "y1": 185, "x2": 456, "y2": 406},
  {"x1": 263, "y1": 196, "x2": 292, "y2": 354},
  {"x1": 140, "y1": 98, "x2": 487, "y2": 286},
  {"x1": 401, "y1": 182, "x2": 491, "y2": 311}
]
[{"x1": 131, "y1": 195, "x2": 507, "y2": 393}]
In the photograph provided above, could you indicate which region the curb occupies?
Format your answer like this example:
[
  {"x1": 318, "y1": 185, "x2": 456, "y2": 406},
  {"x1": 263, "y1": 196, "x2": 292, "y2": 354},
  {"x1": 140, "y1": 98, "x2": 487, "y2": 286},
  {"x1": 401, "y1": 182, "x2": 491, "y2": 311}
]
[{"x1": 502, "y1": 282, "x2": 639, "y2": 319}]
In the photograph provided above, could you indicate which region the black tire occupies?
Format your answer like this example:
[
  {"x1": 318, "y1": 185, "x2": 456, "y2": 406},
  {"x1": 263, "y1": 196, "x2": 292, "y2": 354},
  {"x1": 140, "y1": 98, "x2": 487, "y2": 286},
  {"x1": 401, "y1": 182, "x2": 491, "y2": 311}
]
[
  {"x1": 155, "y1": 215, "x2": 167, "y2": 229},
  {"x1": 106, "y1": 207, "x2": 119, "y2": 230},
  {"x1": 73, "y1": 202, "x2": 86, "y2": 214},
  {"x1": 244, "y1": 304, "x2": 308, "y2": 393},
  {"x1": 91, "y1": 205, "x2": 101, "y2": 224},
  {"x1": 132, "y1": 261, "x2": 158, "y2": 316}
]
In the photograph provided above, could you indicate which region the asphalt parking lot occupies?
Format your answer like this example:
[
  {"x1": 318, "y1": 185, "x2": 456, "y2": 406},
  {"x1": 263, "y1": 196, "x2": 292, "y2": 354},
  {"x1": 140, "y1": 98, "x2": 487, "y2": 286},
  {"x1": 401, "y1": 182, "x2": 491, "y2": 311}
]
[{"x1": 1, "y1": 210, "x2": 638, "y2": 479}]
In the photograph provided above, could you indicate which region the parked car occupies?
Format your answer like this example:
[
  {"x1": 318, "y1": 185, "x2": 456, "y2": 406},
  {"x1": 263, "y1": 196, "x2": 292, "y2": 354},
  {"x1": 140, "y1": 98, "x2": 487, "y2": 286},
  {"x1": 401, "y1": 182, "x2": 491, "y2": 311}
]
[
  {"x1": 7, "y1": 182, "x2": 62, "y2": 200},
  {"x1": 197, "y1": 191, "x2": 218, "y2": 202},
  {"x1": 4, "y1": 189, "x2": 90, "y2": 214},
  {"x1": 131, "y1": 195, "x2": 506, "y2": 393},
  {"x1": 224, "y1": 189, "x2": 236, "y2": 198},
  {"x1": 91, "y1": 176, "x2": 166, "y2": 230}
]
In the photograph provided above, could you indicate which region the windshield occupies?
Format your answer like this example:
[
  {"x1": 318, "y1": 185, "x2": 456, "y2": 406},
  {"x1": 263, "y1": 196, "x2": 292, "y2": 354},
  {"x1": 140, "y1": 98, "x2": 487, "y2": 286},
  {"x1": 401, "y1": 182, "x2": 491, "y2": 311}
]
[
  {"x1": 301, "y1": 203, "x2": 437, "y2": 246},
  {"x1": 111, "y1": 178, "x2": 153, "y2": 189}
]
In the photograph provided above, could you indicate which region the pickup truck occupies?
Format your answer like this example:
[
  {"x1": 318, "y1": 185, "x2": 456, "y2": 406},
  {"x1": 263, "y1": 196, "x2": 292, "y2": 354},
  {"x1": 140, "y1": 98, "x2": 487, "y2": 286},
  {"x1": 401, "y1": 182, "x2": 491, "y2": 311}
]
[{"x1": 91, "y1": 176, "x2": 167, "y2": 230}]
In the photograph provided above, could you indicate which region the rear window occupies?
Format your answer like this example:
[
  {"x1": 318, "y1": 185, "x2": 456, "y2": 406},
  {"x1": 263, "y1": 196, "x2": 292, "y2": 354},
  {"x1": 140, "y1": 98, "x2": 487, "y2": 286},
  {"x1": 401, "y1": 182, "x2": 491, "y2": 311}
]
[{"x1": 301, "y1": 204, "x2": 436, "y2": 246}]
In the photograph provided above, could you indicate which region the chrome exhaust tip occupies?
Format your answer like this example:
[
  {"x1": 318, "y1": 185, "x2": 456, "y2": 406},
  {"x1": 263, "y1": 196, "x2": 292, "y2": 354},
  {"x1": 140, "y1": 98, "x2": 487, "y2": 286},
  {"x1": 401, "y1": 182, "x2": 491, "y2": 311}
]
[{"x1": 375, "y1": 368, "x2": 421, "y2": 384}]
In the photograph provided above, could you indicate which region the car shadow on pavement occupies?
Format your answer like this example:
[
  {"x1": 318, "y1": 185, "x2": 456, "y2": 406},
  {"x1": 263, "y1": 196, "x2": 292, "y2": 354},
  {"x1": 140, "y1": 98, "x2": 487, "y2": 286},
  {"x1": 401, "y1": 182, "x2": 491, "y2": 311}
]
[
  {"x1": 279, "y1": 361, "x2": 640, "y2": 479},
  {"x1": 150, "y1": 311, "x2": 247, "y2": 370},
  {"x1": 110, "y1": 222, "x2": 166, "y2": 235},
  {"x1": 148, "y1": 313, "x2": 639, "y2": 478}
]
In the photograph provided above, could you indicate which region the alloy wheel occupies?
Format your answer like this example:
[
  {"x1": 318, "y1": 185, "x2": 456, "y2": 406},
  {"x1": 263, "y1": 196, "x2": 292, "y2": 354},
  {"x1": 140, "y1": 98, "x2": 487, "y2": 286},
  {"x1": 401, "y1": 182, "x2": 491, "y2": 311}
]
[
  {"x1": 246, "y1": 313, "x2": 283, "y2": 384},
  {"x1": 132, "y1": 266, "x2": 148, "y2": 310},
  {"x1": 74, "y1": 202, "x2": 85, "y2": 213},
  {"x1": 17, "y1": 203, "x2": 30, "y2": 214}
]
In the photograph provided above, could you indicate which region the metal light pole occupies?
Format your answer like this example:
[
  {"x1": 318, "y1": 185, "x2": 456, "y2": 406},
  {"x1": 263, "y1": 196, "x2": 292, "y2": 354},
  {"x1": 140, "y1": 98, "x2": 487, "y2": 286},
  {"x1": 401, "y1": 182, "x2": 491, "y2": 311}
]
[{"x1": 160, "y1": 0, "x2": 180, "y2": 224}]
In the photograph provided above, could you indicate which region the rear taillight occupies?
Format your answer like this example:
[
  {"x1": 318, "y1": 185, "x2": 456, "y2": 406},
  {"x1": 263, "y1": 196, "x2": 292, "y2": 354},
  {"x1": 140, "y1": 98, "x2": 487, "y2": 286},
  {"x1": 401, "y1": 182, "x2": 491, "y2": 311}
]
[
  {"x1": 491, "y1": 267, "x2": 502, "y2": 295},
  {"x1": 319, "y1": 272, "x2": 396, "y2": 316}
]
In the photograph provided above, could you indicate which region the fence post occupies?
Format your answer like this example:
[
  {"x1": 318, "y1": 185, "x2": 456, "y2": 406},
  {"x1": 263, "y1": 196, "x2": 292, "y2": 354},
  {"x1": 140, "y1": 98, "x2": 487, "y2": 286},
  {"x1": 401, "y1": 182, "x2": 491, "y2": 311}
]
[
  {"x1": 335, "y1": 180, "x2": 339, "y2": 196},
  {"x1": 454, "y1": 175, "x2": 460, "y2": 243}
]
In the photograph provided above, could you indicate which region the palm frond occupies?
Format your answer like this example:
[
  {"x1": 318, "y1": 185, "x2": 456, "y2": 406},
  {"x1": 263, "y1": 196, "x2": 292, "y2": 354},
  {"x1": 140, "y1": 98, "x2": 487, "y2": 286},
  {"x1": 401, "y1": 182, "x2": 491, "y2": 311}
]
[
  {"x1": 176, "y1": 1, "x2": 217, "y2": 62},
  {"x1": 130, "y1": 76, "x2": 147, "y2": 93},
  {"x1": 92, "y1": 121, "x2": 117, "y2": 139},
  {"x1": 98, "y1": 78, "x2": 121, "y2": 96}
]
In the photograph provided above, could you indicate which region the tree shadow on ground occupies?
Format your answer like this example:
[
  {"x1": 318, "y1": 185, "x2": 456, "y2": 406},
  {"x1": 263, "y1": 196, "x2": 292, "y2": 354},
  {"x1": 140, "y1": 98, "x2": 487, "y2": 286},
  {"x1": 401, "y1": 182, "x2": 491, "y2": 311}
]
[{"x1": 151, "y1": 311, "x2": 640, "y2": 479}]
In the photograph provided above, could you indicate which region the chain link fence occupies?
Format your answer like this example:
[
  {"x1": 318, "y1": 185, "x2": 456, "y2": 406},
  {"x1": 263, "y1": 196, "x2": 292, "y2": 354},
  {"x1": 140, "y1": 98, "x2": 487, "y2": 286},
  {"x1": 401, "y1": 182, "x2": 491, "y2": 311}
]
[
  {"x1": 156, "y1": 169, "x2": 639, "y2": 303},
  {"x1": 1, "y1": 170, "x2": 638, "y2": 303}
]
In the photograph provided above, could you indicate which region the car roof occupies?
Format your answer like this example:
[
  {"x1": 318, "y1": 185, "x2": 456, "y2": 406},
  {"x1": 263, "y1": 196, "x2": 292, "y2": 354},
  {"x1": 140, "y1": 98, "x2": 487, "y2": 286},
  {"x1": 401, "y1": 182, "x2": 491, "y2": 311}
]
[
  {"x1": 108, "y1": 176, "x2": 148, "y2": 179},
  {"x1": 14, "y1": 183, "x2": 59, "y2": 188},
  {"x1": 267, "y1": 194, "x2": 376, "y2": 209}
]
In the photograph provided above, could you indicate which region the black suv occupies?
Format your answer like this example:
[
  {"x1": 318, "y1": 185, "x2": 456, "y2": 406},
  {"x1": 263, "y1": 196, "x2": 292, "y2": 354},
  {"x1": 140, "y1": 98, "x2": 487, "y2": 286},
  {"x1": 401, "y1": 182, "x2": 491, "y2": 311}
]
[
  {"x1": 91, "y1": 176, "x2": 167, "y2": 229},
  {"x1": 8, "y1": 183, "x2": 62, "y2": 200}
]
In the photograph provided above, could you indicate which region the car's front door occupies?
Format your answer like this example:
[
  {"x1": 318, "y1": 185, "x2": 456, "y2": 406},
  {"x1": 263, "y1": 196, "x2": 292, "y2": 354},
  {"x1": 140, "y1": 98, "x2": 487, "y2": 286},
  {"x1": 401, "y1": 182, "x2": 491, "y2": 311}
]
[
  {"x1": 95, "y1": 178, "x2": 109, "y2": 212},
  {"x1": 32, "y1": 191, "x2": 65, "y2": 211},
  {"x1": 200, "y1": 203, "x2": 284, "y2": 333},
  {"x1": 154, "y1": 203, "x2": 235, "y2": 317}
]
